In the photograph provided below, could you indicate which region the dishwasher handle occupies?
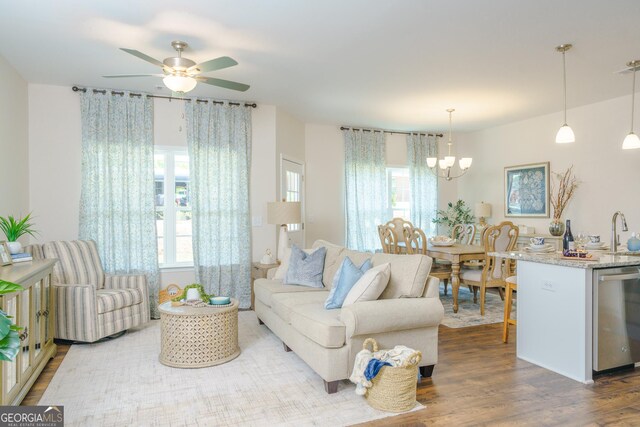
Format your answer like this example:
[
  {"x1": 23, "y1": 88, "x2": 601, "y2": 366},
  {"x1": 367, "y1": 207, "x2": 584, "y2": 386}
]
[{"x1": 599, "y1": 272, "x2": 640, "y2": 282}]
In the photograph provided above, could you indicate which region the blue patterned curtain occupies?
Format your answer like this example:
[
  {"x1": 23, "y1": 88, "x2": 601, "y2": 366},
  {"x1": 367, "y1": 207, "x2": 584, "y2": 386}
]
[
  {"x1": 79, "y1": 90, "x2": 160, "y2": 318},
  {"x1": 344, "y1": 129, "x2": 387, "y2": 251},
  {"x1": 185, "y1": 101, "x2": 252, "y2": 308},
  {"x1": 407, "y1": 134, "x2": 438, "y2": 236}
]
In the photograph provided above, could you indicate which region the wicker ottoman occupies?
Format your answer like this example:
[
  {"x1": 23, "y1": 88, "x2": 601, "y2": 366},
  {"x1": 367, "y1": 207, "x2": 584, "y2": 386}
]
[{"x1": 159, "y1": 300, "x2": 240, "y2": 368}]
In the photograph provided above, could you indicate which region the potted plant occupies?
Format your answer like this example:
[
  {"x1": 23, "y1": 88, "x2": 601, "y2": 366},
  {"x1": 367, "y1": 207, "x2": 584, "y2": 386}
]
[
  {"x1": 432, "y1": 200, "x2": 475, "y2": 235},
  {"x1": 549, "y1": 166, "x2": 579, "y2": 236},
  {"x1": 0, "y1": 213, "x2": 38, "y2": 254},
  {"x1": 0, "y1": 280, "x2": 24, "y2": 361}
]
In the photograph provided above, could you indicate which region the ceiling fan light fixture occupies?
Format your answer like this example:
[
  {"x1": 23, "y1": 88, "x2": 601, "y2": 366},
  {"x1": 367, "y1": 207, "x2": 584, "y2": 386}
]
[
  {"x1": 555, "y1": 44, "x2": 575, "y2": 144},
  {"x1": 163, "y1": 75, "x2": 197, "y2": 93},
  {"x1": 555, "y1": 124, "x2": 575, "y2": 144}
]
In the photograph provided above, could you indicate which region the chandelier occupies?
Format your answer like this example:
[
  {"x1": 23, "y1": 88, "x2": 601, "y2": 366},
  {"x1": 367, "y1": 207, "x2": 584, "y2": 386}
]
[{"x1": 426, "y1": 109, "x2": 472, "y2": 181}]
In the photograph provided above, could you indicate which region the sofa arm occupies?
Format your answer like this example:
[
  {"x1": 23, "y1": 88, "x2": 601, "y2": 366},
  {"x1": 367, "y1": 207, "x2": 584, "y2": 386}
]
[
  {"x1": 423, "y1": 276, "x2": 441, "y2": 298},
  {"x1": 105, "y1": 274, "x2": 150, "y2": 320},
  {"x1": 52, "y1": 283, "x2": 99, "y2": 342},
  {"x1": 340, "y1": 297, "x2": 444, "y2": 339},
  {"x1": 266, "y1": 268, "x2": 278, "y2": 280}
]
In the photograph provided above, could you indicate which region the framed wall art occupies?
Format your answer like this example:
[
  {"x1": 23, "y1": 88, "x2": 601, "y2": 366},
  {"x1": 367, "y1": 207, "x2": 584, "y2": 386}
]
[{"x1": 504, "y1": 162, "x2": 550, "y2": 218}]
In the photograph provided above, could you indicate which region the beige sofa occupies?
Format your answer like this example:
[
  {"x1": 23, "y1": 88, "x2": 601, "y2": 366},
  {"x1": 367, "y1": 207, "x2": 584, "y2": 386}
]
[{"x1": 254, "y1": 240, "x2": 444, "y2": 393}]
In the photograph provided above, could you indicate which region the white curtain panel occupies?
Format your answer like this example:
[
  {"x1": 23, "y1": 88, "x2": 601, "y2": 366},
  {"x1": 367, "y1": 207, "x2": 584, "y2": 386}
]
[
  {"x1": 79, "y1": 90, "x2": 160, "y2": 318},
  {"x1": 185, "y1": 101, "x2": 252, "y2": 308},
  {"x1": 343, "y1": 129, "x2": 387, "y2": 252},
  {"x1": 407, "y1": 134, "x2": 438, "y2": 236}
]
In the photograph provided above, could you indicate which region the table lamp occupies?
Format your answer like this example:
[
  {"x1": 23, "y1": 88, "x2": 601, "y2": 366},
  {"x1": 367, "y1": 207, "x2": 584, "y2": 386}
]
[
  {"x1": 475, "y1": 202, "x2": 492, "y2": 227},
  {"x1": 267, "y1": 201, "x2": 302, "y2": 261}
]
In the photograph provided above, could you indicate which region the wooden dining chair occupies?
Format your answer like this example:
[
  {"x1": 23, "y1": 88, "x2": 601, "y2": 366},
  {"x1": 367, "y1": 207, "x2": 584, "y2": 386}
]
[
  {"x1": 384, "y1": 218, "x2": 415, "y2": 249},
  {"x1": 459, "y1": 221, "x2": 519, "y2": 315},
  {"x1": 378, "y1": 224, "x2": 399, "y2": 254},
  {"x1": 451, "y1": 223, "x2": 476, "y2": 245},
  {"x1": 403, "y1": 226, "x2": 452, "y2": 294},
  {"x1": 503, "y1": 275, "x2": 517, "y2": 343}
]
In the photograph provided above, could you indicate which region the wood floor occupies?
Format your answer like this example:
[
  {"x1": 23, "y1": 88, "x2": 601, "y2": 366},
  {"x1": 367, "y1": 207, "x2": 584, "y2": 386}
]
[{"x1": 22, "y1": 323, "x2": 640, "y2": 425}]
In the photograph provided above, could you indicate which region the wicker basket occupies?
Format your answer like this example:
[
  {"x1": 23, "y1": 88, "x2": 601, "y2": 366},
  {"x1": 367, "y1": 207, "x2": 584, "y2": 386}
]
[{"x1": 363, "y1": 338, "x2": 422, "y2": 412}]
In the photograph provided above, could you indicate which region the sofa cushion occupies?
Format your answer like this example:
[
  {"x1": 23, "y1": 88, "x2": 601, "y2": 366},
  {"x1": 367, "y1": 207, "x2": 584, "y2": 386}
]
[
  {"x1": 96, "y1": 288, "x2": 143, "y2": 314},
  {"x1": 312, "y1": 240, "x2": 372, "y2": 289},
  {"x1": 284, "y1": 246, "x2": 327, "y2": 288},
  {"x1": 343, "y1": 262, "x2": 390, "y2": 306},
  {"x1": 372, "y1": 253, "x2": 432, "y2": 299},
  {"x1": 254, "y1": 278, "x2": 326, "y2": 308},
  {"x1": 271, "y1": 291, "x2": 330, "y2": 324},
  {"x1": 289, "y1": 303, "x2": 346, "y2": 348},
  {"x1": 274, "y1": 247, "x2": 315, "y2": 280},
  {"x1": 325, "y1": 257, "x2": 372, "y2": 309}
]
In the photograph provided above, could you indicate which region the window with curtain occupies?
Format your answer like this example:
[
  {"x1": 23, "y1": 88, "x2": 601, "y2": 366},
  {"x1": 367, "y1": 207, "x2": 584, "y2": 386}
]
[
  {"x1": 387, "y1": 167, "x2": 411, "y2": 220},
  {"x1": 407, "y1": 133, "x2": 438, "y2": 236},
  {"x1": 343, "y1": 129, "x2": 387, "y2": 252},
  {"x1": 79, "y1": 90, "x2": 160, "y2": 318},
  {"x1": 185, "y1": 100, "x2": 252, "y2": 308}
]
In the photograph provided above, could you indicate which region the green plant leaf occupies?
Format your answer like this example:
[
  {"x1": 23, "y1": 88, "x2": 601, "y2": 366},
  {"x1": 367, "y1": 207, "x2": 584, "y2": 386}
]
[
  {"x1": 0, "y1": 212, "x2": 38, "y2": 241},
  {"x1": 0, "y1": 280, "x2": 23, "y2": 295},
  {"x1": 0, "y1": 313, "x2": 12, "y2": 340},
  {"x1": 0, "y1": 330, "x2": 20, "y2": 361}
]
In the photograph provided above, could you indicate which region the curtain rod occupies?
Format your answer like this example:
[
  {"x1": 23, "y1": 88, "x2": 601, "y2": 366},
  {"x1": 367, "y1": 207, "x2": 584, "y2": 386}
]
[
  {"x1": 71, "y1": 86, "x2": 257, "y2": 108},
  {"x1": 340, "y1": 126, "x2": 443, "y2": 138}
]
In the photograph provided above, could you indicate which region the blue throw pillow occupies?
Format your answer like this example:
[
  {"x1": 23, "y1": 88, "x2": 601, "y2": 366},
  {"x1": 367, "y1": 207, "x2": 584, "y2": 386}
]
[
  {"x1": 324, "y1": 257, "x2": 372, "y2": 309},
  {"x1": 284, "y1": 245, "x2": 327, "y2": 288}
]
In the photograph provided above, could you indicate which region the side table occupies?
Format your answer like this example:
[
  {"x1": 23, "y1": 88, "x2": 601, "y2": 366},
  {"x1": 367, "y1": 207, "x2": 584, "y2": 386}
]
[
  {"x1": 251, "y1": 262, "x2": 279, "y2": 309},
  {"x1": 159, "y1": 300, "x2": 240, "y2": 368}
]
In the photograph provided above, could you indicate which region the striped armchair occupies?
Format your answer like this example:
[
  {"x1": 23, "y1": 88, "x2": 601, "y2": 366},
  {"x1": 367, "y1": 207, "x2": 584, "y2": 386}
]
[{"x1": 35, "y1": 240, "x2": 150, "y2": 342}]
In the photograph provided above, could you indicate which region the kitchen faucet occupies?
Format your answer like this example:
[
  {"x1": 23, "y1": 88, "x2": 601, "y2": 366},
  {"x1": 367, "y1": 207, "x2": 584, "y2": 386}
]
[{"x1": 611, "y1": 211, "x2": 628, "y2": 253}]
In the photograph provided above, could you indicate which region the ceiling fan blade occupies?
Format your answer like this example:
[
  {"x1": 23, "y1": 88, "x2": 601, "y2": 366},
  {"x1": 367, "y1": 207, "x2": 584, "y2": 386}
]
[
  {"x1": 187, "y1": 56, "x2": 238, "y2": 74},
  {"x1": 197, "y1": 77, "x2": 250, "y2": 92},
  {"x1": 120, "y1": 48, "x2": 166, "y2": 68},
  {"x1": 103, "y1": 74, "x2": 165, "y2": 78}
]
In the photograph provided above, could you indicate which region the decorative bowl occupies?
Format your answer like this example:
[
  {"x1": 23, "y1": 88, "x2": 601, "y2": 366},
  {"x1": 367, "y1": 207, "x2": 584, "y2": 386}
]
[
  {"x1": 429, "y1": 236, "x2": 455, "y2": 247},
  {"x1": 209, "y1": 296, "x2": 231, "y2": 305}
]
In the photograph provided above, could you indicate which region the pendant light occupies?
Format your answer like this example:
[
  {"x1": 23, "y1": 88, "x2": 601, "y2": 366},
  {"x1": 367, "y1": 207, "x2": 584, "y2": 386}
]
[
  {"x1": 622, "y1": 60, "x2": 640, "y2": 150},
  {"x1": 426, "y1": 109, "x2": 472, "y2": 181},
  {"x1": 555, "y1": 44, "x2": 575, "y2": 143}
]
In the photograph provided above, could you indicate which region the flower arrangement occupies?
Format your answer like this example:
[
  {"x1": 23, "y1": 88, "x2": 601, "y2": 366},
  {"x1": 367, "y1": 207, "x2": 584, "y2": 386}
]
[
  {"x1": 433, "y1": 200, "x2": 475, "y2": 234},
  {"x1": 550, "y1": 166, "x2": 579, "y2": 220}
]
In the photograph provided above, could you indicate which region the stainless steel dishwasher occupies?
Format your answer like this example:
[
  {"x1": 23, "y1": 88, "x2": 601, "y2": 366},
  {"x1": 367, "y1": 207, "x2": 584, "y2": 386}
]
[{"x1": 593, "y1": 266, "x2": 640, "y2": 373}]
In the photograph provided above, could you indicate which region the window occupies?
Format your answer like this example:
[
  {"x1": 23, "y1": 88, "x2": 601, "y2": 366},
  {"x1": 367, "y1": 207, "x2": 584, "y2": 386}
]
[
  {"x1": 387, "y1": 168, "x2": 411, "y2": 220},
  {"x1": 155, "y1": 148, "x2": 193, "y2": 267}
]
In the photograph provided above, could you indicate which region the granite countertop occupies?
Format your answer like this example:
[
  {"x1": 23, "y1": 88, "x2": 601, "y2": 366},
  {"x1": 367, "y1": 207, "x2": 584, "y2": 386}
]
[{"x1": 490, "y1": 251, "x2": 640, "y2": 269}]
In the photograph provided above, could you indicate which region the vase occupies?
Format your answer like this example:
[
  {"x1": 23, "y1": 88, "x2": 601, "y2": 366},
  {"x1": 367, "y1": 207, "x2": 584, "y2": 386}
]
[
  {"x1": 549, "y1": 219, "x2": 565, "y2": 236},
  {"x1": 7, "y1": 241, "x2": 22, "y2": 255},
  {"x1": 186, "y1": 288, "x2": 200, "y2": 301}
]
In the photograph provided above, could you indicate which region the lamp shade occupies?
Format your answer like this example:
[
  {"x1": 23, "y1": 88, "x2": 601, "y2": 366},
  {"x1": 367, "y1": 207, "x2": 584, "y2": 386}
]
[
  {"x1": 163, "y1": 75, "x2": 197, "y2": 93},
  {"x1": 267, "y1": 202, "x2": 301, "y2": 225},
  {"x1": 475, "y1": 202, "x2": 492, "y2": 218},
  {"x1": 555, "y1": 124, "x2": 575, "y2": 143},
  {"x1": 622, "y1": 132, "x2": 640, "y2": 150}
]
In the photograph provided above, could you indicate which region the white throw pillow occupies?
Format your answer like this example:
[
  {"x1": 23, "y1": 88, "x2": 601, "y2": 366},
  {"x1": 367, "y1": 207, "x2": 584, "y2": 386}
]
[
  {"x1": 342, "y1": 263, "x2": 391, "y2": 306},
  {"x1": 274, "y1": 247, "x2": 315, "y2": 280}
]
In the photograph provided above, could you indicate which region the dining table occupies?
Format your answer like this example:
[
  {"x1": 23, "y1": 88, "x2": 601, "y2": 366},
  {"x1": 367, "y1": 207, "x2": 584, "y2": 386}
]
[{"x1": 426, "y1": 243, "x2": 486, "y2": 313}]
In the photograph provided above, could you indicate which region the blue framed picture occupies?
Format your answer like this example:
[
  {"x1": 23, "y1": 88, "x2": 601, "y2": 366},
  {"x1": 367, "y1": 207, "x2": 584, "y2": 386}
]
[{"x1": 504, "y1": 162, "x2": 550, "y2": 218}]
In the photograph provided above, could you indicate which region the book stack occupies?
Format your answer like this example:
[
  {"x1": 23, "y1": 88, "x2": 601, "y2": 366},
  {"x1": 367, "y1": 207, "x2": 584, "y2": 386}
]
[{"x1": 11, "y1": 252, "x2": 33, "y2": 263}]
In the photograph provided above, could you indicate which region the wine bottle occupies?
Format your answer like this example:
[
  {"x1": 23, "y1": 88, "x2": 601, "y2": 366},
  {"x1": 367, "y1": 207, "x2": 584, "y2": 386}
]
[{"x1": 563, "y1": 219, "x2": 575, "y2": 251}]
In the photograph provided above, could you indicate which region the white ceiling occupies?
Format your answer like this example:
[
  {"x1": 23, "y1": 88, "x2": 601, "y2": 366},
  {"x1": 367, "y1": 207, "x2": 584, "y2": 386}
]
[{"x1": 1, "y1": 0, "x2": 639, "y2": 132}]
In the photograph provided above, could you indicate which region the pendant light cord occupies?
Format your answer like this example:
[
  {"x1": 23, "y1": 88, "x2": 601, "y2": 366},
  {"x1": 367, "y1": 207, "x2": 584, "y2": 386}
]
[
  {"x1": 562, "y1": 50, "x2": 568, "y2": 124},
  {"x1": 447, "y1": 110, "x2": 453, "y2": 156},
  {"x1": 631, "y1": 66, "x2": 636, "y2": 132}
]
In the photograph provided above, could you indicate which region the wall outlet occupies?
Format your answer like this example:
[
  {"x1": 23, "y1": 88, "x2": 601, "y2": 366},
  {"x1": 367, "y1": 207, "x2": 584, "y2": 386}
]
[
  {"x1": 252, "y1": 216, "x2": 263, "y2": 227},
  {"x1": 542, "y1": 281, "x2": 556, "y2": 292}
]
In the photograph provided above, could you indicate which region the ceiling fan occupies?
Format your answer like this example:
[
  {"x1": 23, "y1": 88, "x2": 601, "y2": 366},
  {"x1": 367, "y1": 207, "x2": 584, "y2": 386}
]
[{"x1": 103, "y1": 40, "x2": 250, "y2": 93}]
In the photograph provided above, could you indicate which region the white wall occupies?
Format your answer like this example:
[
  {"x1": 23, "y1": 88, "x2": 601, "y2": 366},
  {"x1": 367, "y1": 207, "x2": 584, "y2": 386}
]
[
  {"x1": 27, "y1": 84, "x2": 277, "y2": 288},
  {"x1": 0, "y1": 55, "x2": 30, "y2": 239},
  {"x1": 304, "y1": 125, "x2": 458, "y2": 246},
  {"x1": 457, "y1": 94, "x2": 640, "y2": 242}
]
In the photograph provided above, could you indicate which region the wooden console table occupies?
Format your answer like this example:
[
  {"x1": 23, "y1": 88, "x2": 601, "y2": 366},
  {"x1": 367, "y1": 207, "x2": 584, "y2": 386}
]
[{"x1": 0, "y1": 259, "x2": 57, "y2": 405}]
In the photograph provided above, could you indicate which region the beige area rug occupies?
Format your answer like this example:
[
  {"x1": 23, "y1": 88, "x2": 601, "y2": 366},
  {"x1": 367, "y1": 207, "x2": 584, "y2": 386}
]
[
  {"x1": 40, "y1": 311, "x2": 423, "y2": 426},
  {"x1": 439, "y1": 284, "x2": 516, "y2": 328}
]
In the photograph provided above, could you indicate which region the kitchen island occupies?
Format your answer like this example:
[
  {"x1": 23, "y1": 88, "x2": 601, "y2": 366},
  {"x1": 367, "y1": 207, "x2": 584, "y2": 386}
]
[{"x1": 495, "y1": 251, "x2": 640, "y2": 384}]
